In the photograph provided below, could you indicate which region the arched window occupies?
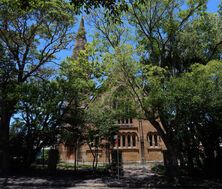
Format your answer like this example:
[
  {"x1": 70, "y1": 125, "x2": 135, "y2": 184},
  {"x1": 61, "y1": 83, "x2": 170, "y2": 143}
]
[
  {"x1": 121, "y1": 119, "x2": 124, "y2": 124},
  {"x1": 154, "y1": 134, "x2": 158, "y2": 146},
  {"x1": 147, "y1": 132, "x2": 160, "y2": 147},
  {"x1": 130, "y1": 118, "x2": 133, "y2": 123},
  {"x1": 122, "y1": 135, "x2": 126, "y2": 147},
  {"x1": 132, "y1": 134, "x2": 136, "y2": 147},
  {"x1": 148, "y1": 134, "x2": 153, "y2": 146},
  {"x1": 127, "y1": 135, "x2": 131, "y2": 147}
]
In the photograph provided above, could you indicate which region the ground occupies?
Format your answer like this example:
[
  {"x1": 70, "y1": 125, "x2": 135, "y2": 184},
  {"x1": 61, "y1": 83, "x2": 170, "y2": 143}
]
[{"x1": 1, "y1": 165, "x2": 222, "y2": 188}]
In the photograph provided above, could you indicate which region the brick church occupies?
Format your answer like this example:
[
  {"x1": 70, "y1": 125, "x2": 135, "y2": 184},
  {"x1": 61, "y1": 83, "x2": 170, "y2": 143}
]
[{"x1": 59, "y1": 18, "x2": 165, "y2": 164}]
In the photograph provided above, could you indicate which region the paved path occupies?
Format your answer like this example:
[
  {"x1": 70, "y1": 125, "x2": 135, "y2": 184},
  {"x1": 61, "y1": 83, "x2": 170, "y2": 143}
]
[
  {"x1": 0, "y1": 168, "x2": 160, "y2": 188},
  {"x1": 1, "y1": 167, "x2": 222, "y2": 188}
]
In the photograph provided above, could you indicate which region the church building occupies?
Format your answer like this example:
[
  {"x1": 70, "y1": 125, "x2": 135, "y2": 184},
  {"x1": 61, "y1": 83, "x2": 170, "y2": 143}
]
[{"x1": 59, "y1": 18, "x2": 165, "y2": 165}]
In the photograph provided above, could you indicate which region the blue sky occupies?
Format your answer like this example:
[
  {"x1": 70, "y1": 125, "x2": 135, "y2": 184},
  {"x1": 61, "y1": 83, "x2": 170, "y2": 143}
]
[
  {"x1": 208, "y1": 0, "x2": 220, "y2": 12},
  {"x1": 56, "y1": 0, "x2": 221, "y2": 63}
]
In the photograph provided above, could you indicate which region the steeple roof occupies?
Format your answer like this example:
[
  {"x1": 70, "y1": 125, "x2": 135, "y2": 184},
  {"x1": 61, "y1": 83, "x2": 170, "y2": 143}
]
[{"x1": 72, "y1": 17, "x2": 87, "y2": 60}]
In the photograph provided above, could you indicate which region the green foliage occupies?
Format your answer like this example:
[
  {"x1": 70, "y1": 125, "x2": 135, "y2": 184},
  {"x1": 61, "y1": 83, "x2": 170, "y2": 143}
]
[
  {"x1": 0, "y1": 0, "x2": 75, "y2": 85},
  {"x1": 70, "y1": 0, "x2": 128, "y2": 19},
  {"x1": 85, "y1": 96, "x2": 118, "y2": 169},
  {"x1": 151, "y1": 164, "x2": 166, "y2": 175},
  {"x1": 0, "y1": 0, "x2": 76, "y2": 158},
  {"x1": 91, "y1": 0, "x2": 222, "y2": 176},
  {"x1": 9, "y1": 79, "x2": 64, "y2": 166},
  {"x1": 144, "y1": 60, "x2": 222, "y2": 173},
  {"x1": 177, "y1": 13, "x2": 222, "y2": 64},
  {"x1": 1, "y1": 0, "x2": 222, "y2": 176},
  {"x1": 127, "y1": 0, "x2": 222, "y2": 73},
  {"x1": 8, "y1": 39, "x2": 103, "y2": 164},
  {"x1": 86, "y1": 93, "x2": 118, "y2": 145},
  {"x1": 146, "y1": 60, "x2": 222, "y2": 120}
]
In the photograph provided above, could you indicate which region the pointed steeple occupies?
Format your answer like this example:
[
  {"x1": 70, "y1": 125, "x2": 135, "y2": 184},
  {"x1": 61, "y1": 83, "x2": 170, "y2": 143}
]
[{"x1": 72, "y1": 17, "x2": 87, "y2": 60}]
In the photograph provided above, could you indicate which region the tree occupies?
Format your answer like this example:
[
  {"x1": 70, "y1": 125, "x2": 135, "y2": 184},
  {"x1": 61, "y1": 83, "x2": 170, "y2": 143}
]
[
  {"x1": 18, "y1": 0, "x2": 128, "y2": 14},
  {"x1": 10, "y1": 79, "x2": 63, "y2": 167},
  {"x1": 125, "y1": 0, "x2": 222, "y2": 176},
  {"x1": 0, "y1": 0, "x2": 75, "y2": 170},
  {"x1": 127, "y1": 0, "x2": 222, "y2": 73},
  {"x1": 61, "y1": 127, "x2": 84, "y2": 170},
  {"x1": 59, "y1": 39, "x2": 105, "y2": 169},
  {"x1": 8, "y1": 38, "x2": 101, "y2": 168},
  {"x1": 85, "y1": 96, "x2": 118, "y2": 170},
  {"x1": 102, "y1": 44, "x2": 222, "y2": 176},
  {"x1": 153, "y1": 60, "x2": 222, "y2": 176},
  {"x1": 70, "y1": 0, "x2": 128, "y2": 14},
  {"x1": 89, "y1": 0, "x2": 222, "y2": 177}
]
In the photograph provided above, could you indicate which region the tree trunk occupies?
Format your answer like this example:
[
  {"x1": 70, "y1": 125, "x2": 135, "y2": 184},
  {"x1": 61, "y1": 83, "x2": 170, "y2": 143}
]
[
  {"x1": 87, "y1": 143, "x2": 96, "y2": 170},
  {"x1": 24, "y1": 148, "x2": 35, "y2": 168},
  {"x1": 187, "y1": 149, "x2": 194, "y2": 172},
  {"x1": 0, "y1": 112, "x2": 11, "y2": 172},
  {"x1": 164, "y1": 143, "x2": 179, "y2": 178},
  {"x1": 95, "y1": 147, "x2": 98, "y2": 169},
  {"x1": 92, "y1": 154, "x2": 96, "y2": 170},
  {"x1": 147, "y1": 117, "x2": 179, "y2": 178}
]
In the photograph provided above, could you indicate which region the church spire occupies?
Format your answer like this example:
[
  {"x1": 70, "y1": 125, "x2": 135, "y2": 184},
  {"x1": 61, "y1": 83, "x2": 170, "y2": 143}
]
[{"x1": 72, "y1": 17, "x2": 87, "y2": 60}]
